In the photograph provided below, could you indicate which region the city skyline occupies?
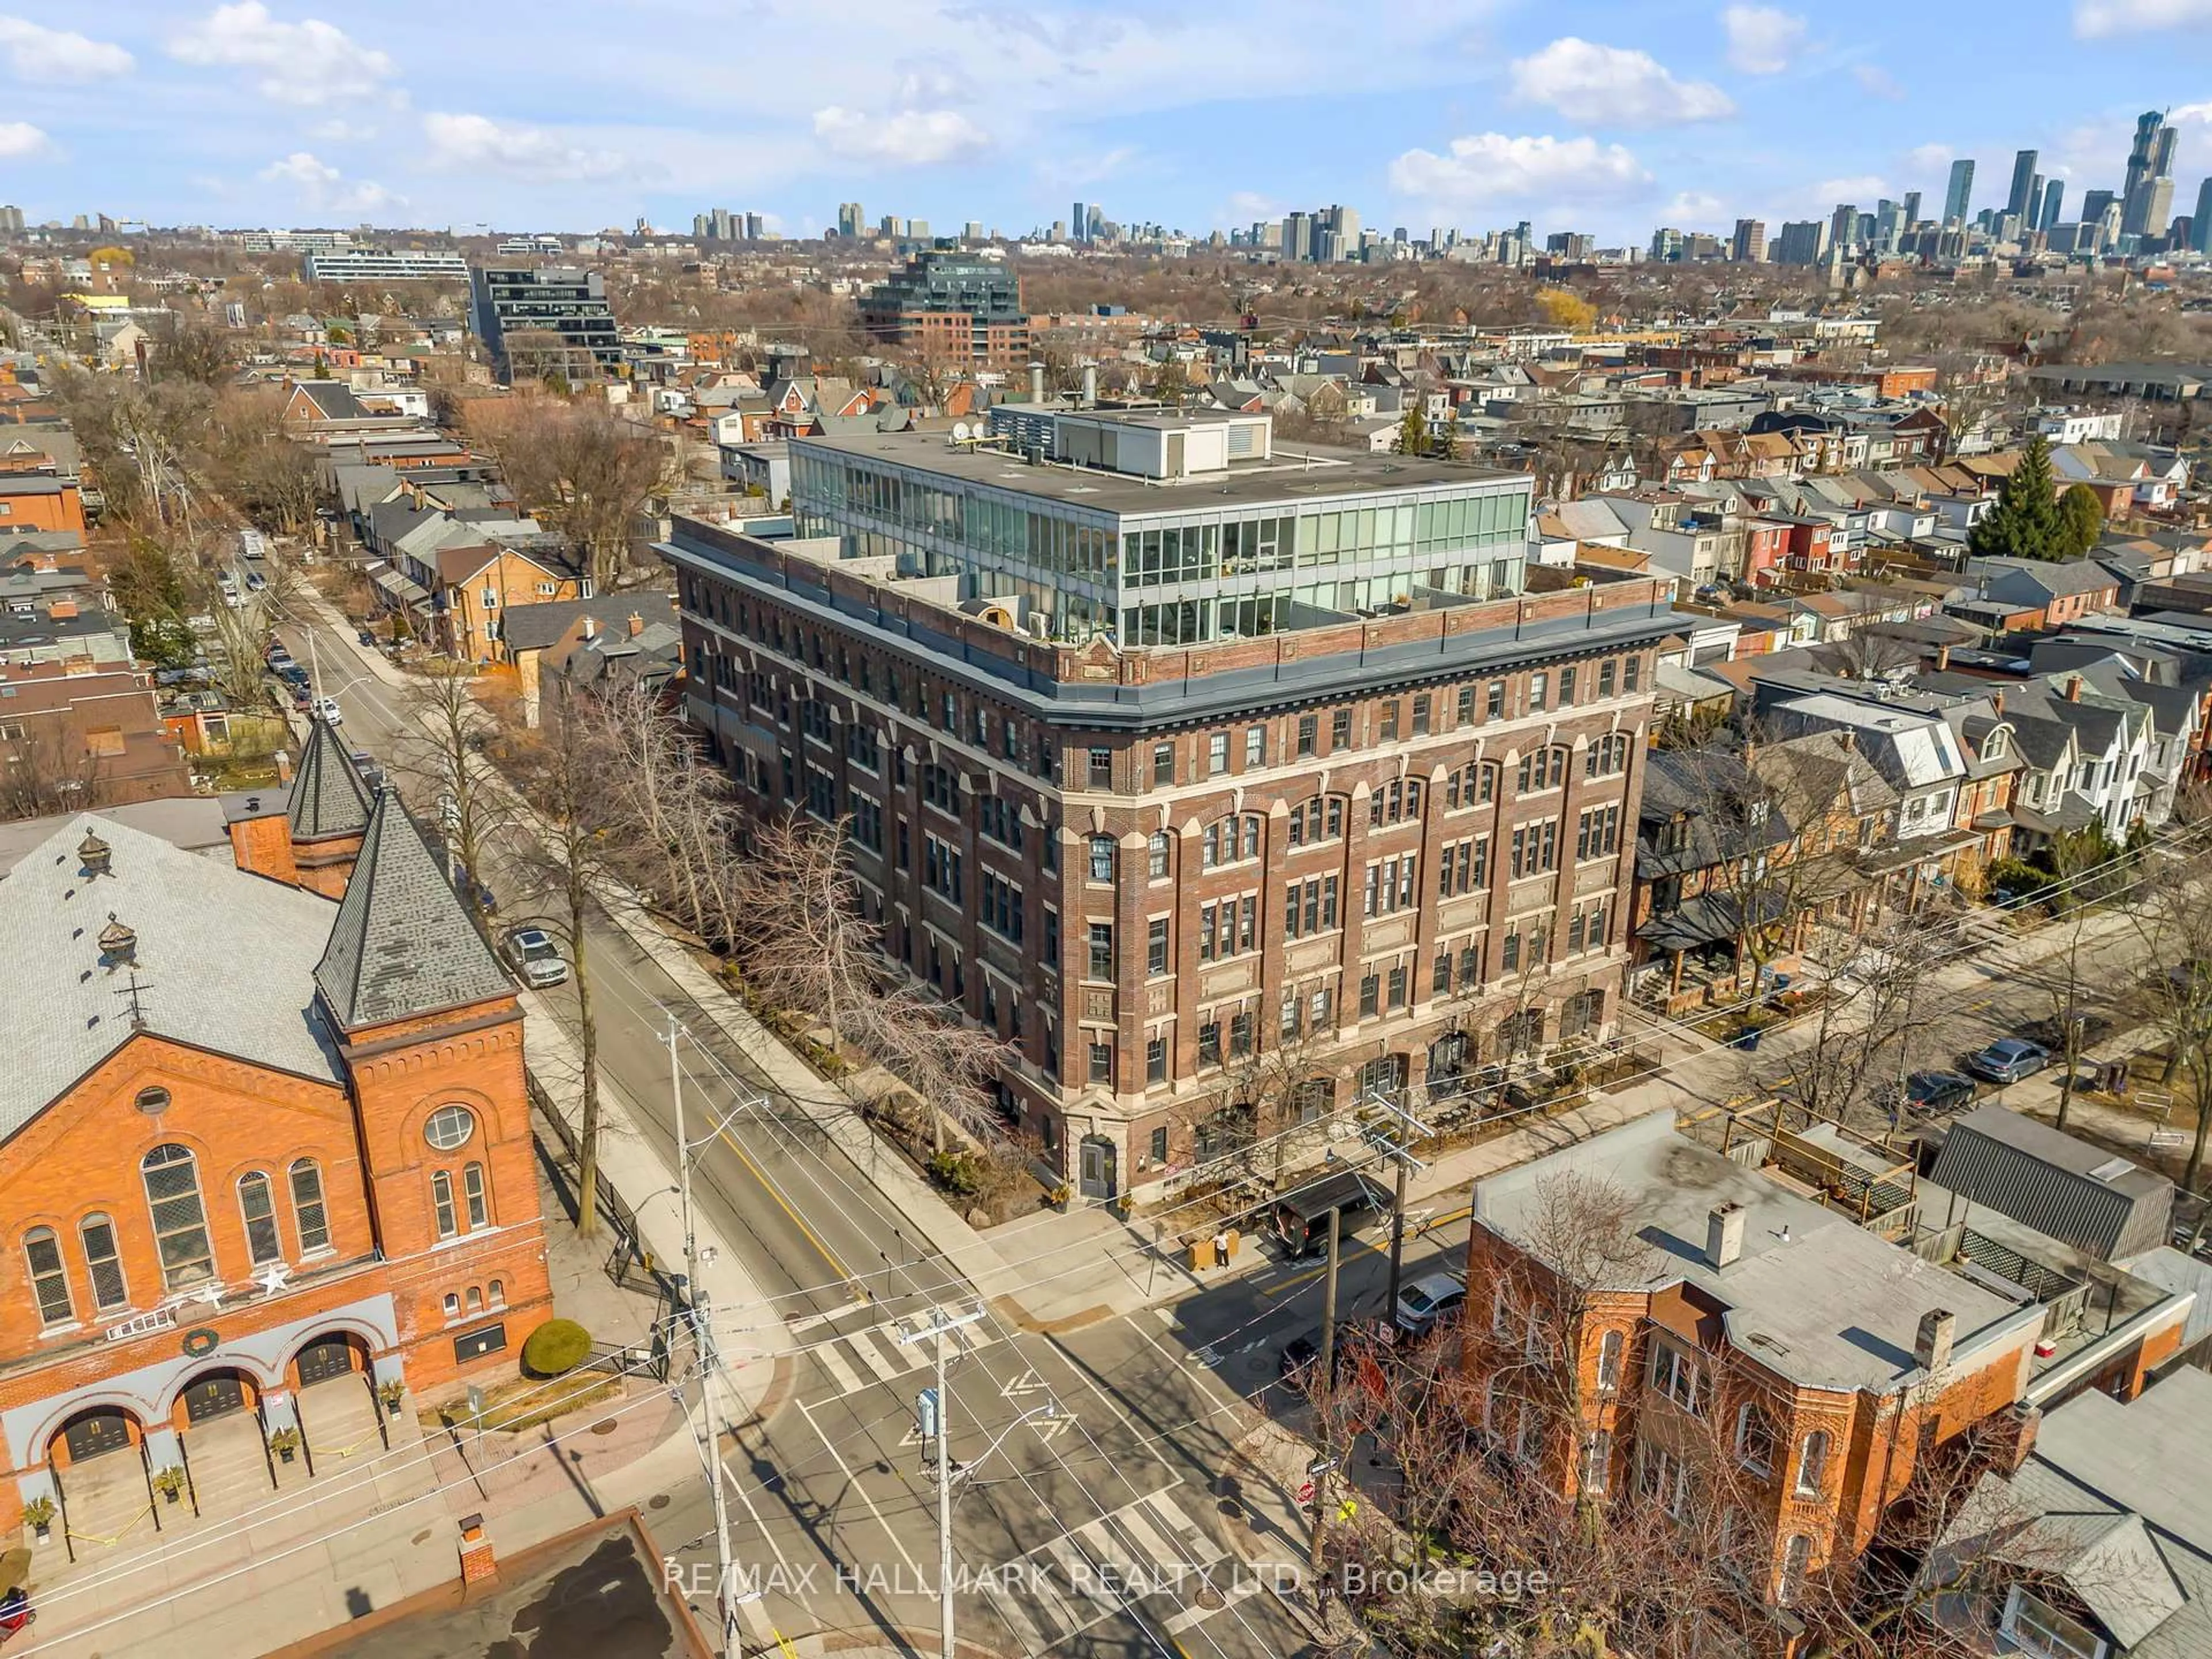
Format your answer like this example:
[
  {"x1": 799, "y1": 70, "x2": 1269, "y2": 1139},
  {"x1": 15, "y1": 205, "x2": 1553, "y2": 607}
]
[{"x1": 12, "y1": 3, "x2": 2212, "y2": 243}]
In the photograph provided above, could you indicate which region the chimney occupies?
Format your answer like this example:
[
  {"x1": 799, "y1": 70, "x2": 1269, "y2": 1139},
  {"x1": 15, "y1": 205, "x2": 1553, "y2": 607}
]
[
  {"x1": 627, "y1": 611, "x2": 643, "y2": 638},
  {"x1": 1914, "y1": 1308, "x2": 1956, "y2": 1376},
  {"x1": 581, "y1": 614, "x2": 597, "y2": 641},
  {"x1": 1990, "y1": 688, "x2": 2004, "y2": 715},
  {"x1": 1836, "y1": 728, "x2": 1856, "y2": 751},
  {"x1": 1029, "y1": 362, "x2": 1047, "y2": 405},
  {"x1": 1081, "y1": 363, "x2": 1099, "y2": 407},
  {"x1": 2066, "y1": 675, "x2": 2081, "y2": 702},
  {"x1": 1706, "y1": 1202, "x2": 1747, "y2": 1270},
  {"x1": 1934, "y1": 643, "x2": 1950, "y2": 671}
]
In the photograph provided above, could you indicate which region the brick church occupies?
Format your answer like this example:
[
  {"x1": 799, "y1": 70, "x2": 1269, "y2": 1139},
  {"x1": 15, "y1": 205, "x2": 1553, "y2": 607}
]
[{"x1": 0, "y1": 721, "x2": 552, "y2": 1531}]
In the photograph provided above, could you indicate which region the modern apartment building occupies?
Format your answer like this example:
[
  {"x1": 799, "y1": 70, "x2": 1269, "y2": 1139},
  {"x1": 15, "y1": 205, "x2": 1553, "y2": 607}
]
[
  {"x1": 659, "y1": 411, "x2": 1676, "y2": 1196},
  {"x1": 857, "y1": 250, "x2": 1029, "y2": 369},
  {"x1": 467, "y1": 266, "x2": 623, "y2": 384},
  {"x1": 302, "y1": 249, "x2": 469, "y2": 283}
]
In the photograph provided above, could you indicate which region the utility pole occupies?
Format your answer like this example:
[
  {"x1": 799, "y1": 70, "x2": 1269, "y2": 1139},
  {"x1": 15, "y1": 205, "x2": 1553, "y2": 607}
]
[
  {"x1": 671, "y1": 1017, "x2": 740, "y2": 1659},
  {"x1": 903, "y1": 1306, "x2": 984, "y2": 1659},
  {"x1": 1359, "y1": 1089, "x2": 1430, "y2": 1331},
  {"x1": 1306, "y1": 1206, "x2": 1340, "y2": 1585}
]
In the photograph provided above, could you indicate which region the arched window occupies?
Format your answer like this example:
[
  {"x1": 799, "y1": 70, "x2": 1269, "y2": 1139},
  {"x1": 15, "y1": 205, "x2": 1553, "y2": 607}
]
[
  {"x1": 1597, "y1": 1328, "x2": 1624, "y2": 1391},
  {"x1": 1735, "y1": 1403, "x2": 1777, "y2": 1476},
  {"x1": 1795, "y1": 1430, "x2": 1831, "y2": 1497},
  {"x1": 488, "y1": 1278, "x2": 506, "y2": 1307},
  {"x1": 463, "y1": 1163, "x2": 491, "y2": 1230},
  {"x1": 237, "y1": 1172, "x2": 281, "y2": 1266},
  {"x1": 424, "y1": 1105, "x2": 475, "y2": 1152},
  {"x1": 430, "y1": 1171, "x2": 457, "y2": 1239},
  {"x1": 1586, "y1": 733, "x2": 1631, "y2": 779},
  {"x1": 289, "y1": 1160, "x2": 330, "y2": 1255},
  {"x1": 22, "y1": 1228, "x2": 71, "y2": 1326},
  {"x1": 1779, "y1": 1535, "x2": 1812, "y2": 1603},
  {"x1": 465, "y1": 1285, "x2": 483, "y2": 1313},
  {"x1": 442, "y1": 1291, "x2": 459, "y2": 1319},
  {"x1": 142, "y1": 1143, "x2": 214, "y2": 1290},
  {"x1": 79, "y1": 1214, "x2": 127, "y2": 1312}
]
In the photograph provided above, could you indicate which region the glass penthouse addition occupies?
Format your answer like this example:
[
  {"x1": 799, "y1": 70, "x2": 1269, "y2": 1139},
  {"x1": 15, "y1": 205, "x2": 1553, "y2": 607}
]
[{"x1": 787, "y1": 410, "x2": 1531, "y2": 646}]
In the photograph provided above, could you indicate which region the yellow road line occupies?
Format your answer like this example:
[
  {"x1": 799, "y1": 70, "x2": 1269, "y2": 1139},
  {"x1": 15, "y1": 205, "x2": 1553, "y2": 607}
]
[{"x1": 716, "y1": 1125, "x2": 859, "y2": 1290}]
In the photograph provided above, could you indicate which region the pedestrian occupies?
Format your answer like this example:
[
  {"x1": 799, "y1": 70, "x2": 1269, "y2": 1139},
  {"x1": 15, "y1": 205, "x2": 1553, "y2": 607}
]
[{"x1": 1213, "y1": 1228, "x2": 1229, "y2": 1269}]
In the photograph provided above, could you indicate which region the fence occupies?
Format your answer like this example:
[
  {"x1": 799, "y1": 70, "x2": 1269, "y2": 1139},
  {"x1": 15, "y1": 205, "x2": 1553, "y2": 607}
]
[{"x1": 525, "y1": 1071, "x2": 672, "y2": 1304}]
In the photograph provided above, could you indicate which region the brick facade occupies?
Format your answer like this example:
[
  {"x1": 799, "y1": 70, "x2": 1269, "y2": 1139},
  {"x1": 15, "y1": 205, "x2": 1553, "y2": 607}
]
[{"x1": 665, "y1": 521, "x2": 1677, "y2": 1192}]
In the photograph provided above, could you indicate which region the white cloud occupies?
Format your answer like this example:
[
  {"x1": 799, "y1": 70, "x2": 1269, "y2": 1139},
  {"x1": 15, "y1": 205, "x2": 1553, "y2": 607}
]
[
  {"x1": 1388, "y1": 132, "x2": 1653, "y2": 209},
  {"x1": 1721, "y1": 5, "x2": 1808, "y2": 73},
  {"x1": 169, "y1": 3, "x2": 393, "y2": 107},
  {"x1": 811, "y1": 106, "x2": 990, "y2": 166},
  {"x1": 1906, "y1": 141, "x2": 1954, "y2": 173},
  {"x1": 0, "y1": 120, "x2": 50, "y2": 159},
  {"x1": 0, "y1": 18, "x2": 132, "y2": 81},
  {"x1": 1510, "y1": 37, "x2": 1734, "y2": 126},
  {"x1": 309, "y1": 118, "x2": 378, "y2": 142},
  {"x1": 420, "y1": 112, "x2": 627, "y2": 181},
  {"x1": 1814, "y1": 174, "x2": 1889, "y2": 202},
  {"x1": 1666, "y1": 190, "x2": 1725, "y2": 219},
  {"x1": 1851, "y1": 63, "x2": 1904, "y2": 101},
  {"x1": 2075, "y1": 0, "x2": 2212, "y2": 36},
  {"x1": 259, "y1": 149, "x2": 403, "y2": 214}
]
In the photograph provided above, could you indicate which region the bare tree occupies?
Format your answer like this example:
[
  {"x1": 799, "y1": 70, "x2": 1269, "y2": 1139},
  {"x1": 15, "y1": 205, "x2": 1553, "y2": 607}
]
[
  {"x1": 394, "y1": 660, "x2": 513, "y2": 904},
  {"x1": 466, "y1": 396, "x2": 673, "y2": 593},
  {"x1": 736, "y1": 809, "x2": 1013, "y2": 1152},
  {"x1": 0, "y1": 726, "x2": 104, "y2": 820},
  {"x1": 2018, "y1": 830, "x2": 2123, "y2": 1133},
  {"x1": 206, "y1": 589, "x2": 275, "y2": 710},
  {"x1": 2133, "y1": 837, "x2": 2212, "y2": 1193}
]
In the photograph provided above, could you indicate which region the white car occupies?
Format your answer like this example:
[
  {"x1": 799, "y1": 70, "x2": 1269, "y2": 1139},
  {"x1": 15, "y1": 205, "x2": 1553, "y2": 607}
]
[
  {"x1": 1392, "y1": 1271, "x2": 1468, "y2": 1338},
  {"x1": 503, "y1": 928, "x2": 569, "y2": 988},
  {"x1": 311, "y1": 696, "x2": 343, "y2": 726}
]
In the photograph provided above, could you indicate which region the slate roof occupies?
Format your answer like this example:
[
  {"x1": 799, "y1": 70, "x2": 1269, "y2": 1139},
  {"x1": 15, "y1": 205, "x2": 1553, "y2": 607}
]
[
  {"x1": 315, "y1": 790, "x2": 511, "y2": 1031},
  {"x1": 291, "y1": 380, "x2": 369, "y2": 419},
  {"x1": 288, "y1": 717, "x2": 373, "y2": 841},
  {"x1": 0, "y1": 814, "x2": 343, "y2": 1137},
  {"x1": 499, "y1": 590, "x2": 677, "y2": 655}
]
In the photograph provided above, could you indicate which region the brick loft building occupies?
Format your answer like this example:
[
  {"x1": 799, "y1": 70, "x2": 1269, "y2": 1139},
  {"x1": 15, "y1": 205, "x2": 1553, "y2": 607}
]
[
  {"x1": 1465, "y1": 1111, "x2": 2057, "y2": 1653},
  {"x1": 660, "y1": 408, "x2": 1679, "y2": 1197},
  {"x1": 856, "y1": 249, "x2": 1030, "y2": 370},
  {"x1": 0, "y1": 722, "x2": 551, "y2": 1536}
]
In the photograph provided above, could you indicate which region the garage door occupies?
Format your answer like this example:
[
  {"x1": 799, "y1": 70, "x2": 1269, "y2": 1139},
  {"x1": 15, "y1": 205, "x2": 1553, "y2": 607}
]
[
  {"x1": 294, "y1": 1338, "x2": 355, "y2": 1388},
  {"x1": 62, "y1": 1410, "x2": 132, "y2": 1463},
  {"x1": 181, "y1": 1375, "x2": 247, "y2": 1424}
]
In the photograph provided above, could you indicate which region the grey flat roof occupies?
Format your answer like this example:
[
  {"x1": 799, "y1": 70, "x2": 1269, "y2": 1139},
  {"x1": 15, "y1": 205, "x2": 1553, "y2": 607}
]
[
  {"x1": 792, "y1": 430, "x2": 1528, "y2": 518},
  {"x1": 1471, "y1": 1110, "x2": 2032, "y2": 1393}
]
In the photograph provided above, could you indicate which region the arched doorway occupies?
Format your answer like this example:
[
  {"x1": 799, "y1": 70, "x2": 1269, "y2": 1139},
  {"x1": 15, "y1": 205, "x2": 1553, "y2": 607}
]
[
  {"x1": 291, "y1": 1331, "x2": 368, "y2": 1389},
  {"x1": 1498, "y1": 1007, "x2": 1546, "y2": 1062},
  {"x1": 1077, "y1": 1135, "x2": 1118, "y2": 1200},
  {"x1": 50, "y1": 1406, "x2": 136, "y2": 1468},
  {"x1": 1427, "y1": 1031, "x2": 1471, "y2": 1100},
  {"x1": 176, "y1": 1366, "x2": 258, "y2": 1428}
]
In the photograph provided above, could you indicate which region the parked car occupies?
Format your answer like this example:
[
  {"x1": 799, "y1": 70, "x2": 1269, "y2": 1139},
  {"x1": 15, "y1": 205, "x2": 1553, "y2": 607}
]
[
  {"x1": 1880, "y1": 1070, "x2": 1978, "y2": 1119},
  {"x1": 1965, "y1": 1038, "x2": 2051, "y2": 1085},
  {"x1": 310, "y1": 696, "x2": 343, "y2": 726},
  {"x1": 502, "y1": 927, "x2": 569, "y2": 988},
  {"x1": 2020, "y1": 1012, "x2": 2115, "y2": 1052},
  {"x1": 1392, "y1": 1271, "x2": 1468, "y2": 1338},
  {"x1": 1278, "y1": 1321, "x2": 1369, "y2": 1388},
  {"x1": 356, "y1": 628, "x2": 377, "y2": 647},
  {"x1": 1271, "y1": 1171, "x2": 1395, "y2": 1259},
  {"x1": 349, "y1": 749, "x2": 386, "y2": 794}
]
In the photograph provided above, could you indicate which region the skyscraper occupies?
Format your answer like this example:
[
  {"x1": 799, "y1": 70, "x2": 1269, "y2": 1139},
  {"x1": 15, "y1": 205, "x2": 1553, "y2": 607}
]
[
  {"x1": 1731, "y1": 218, "x2": 1767, "y2": 261},
  {"x1": 836, "y1": 202, "x2": 865, "y2": 238},
  {"x1": 1775, "y1": 221, "x2": 1828, "y2": 265},
  {"x1": 1830, "y1": 202, "x2": 1860, "y2": 252},
  {"x1": 2082, "y1": 188, "x2": 2116, "y2": 228},
  {"x1": 2195, "y1": 180, "x2": 2212, "y2": 253},
  {"x1": 1071, "y1": 200, "x2": 1088, "y2": 244},
  {"x1": 2040, "y1": 179, "x2": 2065, "y2": 233},
  {"x1": 2007, "y1": 149, "x2": 2040, "y2": 221},
  {"x1": 1903, "y1": 190, "x2": 1922, "y2": 224},
  {"x1": 2124, "y1": 109, "x2": 2179, "y2": 236},
  {"x1": 1944, "y1": 158, "x2": 1976, "y2": 226},
  {"x1": 1282, "y1": 211, "x2": 1314, "y2": 262}
]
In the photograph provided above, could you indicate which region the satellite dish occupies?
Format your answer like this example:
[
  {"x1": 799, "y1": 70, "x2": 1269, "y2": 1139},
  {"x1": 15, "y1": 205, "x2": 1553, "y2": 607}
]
[{"x1": 951, "y1": 421, "x2": 972, "y2": 441}]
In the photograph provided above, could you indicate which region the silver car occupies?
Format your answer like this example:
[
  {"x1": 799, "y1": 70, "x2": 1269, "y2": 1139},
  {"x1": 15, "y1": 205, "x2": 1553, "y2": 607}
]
[
  {"x1": 502, "y1": 927, "x2": 569, "y2": 988},
  {"x1": 1393, "y1": 1271, "x2": 1468, "y2": 1338}
]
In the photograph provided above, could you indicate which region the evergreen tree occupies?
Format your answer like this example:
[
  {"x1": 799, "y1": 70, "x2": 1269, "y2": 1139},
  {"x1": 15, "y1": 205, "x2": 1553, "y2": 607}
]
[
  {"x1": 2058, "y1": 482, "x2": 2105, "y2": 558},
  {"x1": 1397, "y1": 406, "x2": 1429, "y2": 456},
  {"x1": 1968, "y1": 435, "x2": 2066, "y2": 561}
]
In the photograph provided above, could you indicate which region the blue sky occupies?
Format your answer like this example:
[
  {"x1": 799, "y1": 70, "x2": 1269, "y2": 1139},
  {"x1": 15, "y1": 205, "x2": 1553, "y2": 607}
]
[{"x1": 10, "y1": 1, "x2": 2212, "y2": 242}]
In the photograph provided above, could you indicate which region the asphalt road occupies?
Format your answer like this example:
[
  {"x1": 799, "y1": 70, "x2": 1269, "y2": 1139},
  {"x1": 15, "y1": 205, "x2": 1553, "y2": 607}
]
[{"x1": 278, "y1": 595, "x2": 1345, "y2": 1659}]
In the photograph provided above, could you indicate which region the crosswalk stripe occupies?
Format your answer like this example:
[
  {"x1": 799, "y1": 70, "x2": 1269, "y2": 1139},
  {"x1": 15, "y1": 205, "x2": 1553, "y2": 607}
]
[
  {"x1": 1144, "y1": 1488, "x2": 1225, "y2": 1566},
  {"x1": 813, "y1": 1340, "x2": 863, "y2": 1396},
  {"x1": 1161, "y1": 1574, "x2": 1268, "y2": 1636},
  {"x1": 1103, "y1": 1503, "x2": 1182, "y2": 1574},
  {"x1": 984, "y1": 1580, "x2": 1052, "y2": 1657},
  {"x1": 846, "y1": 1327, "x2": 907, "y2": 1382}
]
